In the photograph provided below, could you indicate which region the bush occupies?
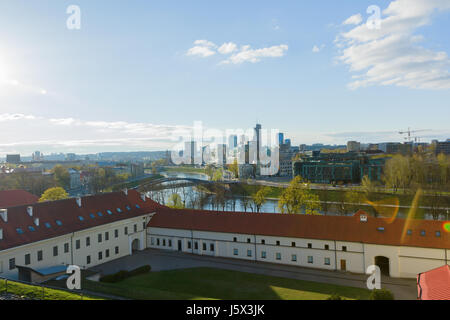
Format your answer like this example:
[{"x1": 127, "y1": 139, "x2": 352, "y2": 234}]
[
  {"x1": 99, "y1": 265, "x2": 151, "y2": 283},
  {"x1": 327, "y1": 293, "x2": 344, "y2": 300},
  {"x1": 369, "y1": 289, "x2": 394, "y2": 300}
]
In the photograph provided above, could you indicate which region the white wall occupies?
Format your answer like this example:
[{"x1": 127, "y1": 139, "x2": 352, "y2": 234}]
[{"x1": 147, "y1": 227, "x2": 450, "y2": 279}]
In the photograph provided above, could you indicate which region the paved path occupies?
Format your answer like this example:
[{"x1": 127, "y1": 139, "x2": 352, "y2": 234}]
[{"x1": 89, "y1": 248, "x2": 418, "y2": 300}]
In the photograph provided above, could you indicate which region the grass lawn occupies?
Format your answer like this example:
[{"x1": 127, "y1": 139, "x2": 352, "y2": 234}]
[
  {"x1": 0, "y1": 278, "x2": 101, "y2": 300},
  {"x1": 83, "y1": 267, "x2": 370, "y2": 300}
]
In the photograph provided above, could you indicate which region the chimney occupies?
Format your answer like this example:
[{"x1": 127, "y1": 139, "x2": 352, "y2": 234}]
[
  {"x1": 0, "y1": 228, "x2": 3, "y2": 240},
  {"x1": 123, "y1": 188, "x2": 128, "y2": 196},
  {"x1": 0, "y1": 209, "x2": 7, "y2": 223},
  {"x1": 140, "y1": 193, "x2": 146, "y2": 202},
  {"x1": 34, "y1": 218, "x2": 40, "y2": 227},
  {"x1": 76, "y1": 197, "x2": 82, "y2": 208},
  {"x1": 27, "y1": 206, "x2": 33, "y2": 217}
]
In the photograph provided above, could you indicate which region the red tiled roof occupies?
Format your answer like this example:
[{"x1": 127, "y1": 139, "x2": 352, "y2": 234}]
[
  {"x1": 418, "y1": 265, "x2": 450, "y2": 300},
  {"x1": 148, "y1": 207, "x2": 450, "y2": 249},
  {"x1": 0, "y1": 190, "x2": 162, "y2": 251},
  {"x1": 0, "y1": 190, "x2": 39, "y2": 208}
]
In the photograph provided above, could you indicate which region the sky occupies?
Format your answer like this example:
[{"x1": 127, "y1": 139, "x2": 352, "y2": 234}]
[{"x1": 0, "y1": 0, "x2": 450, "y2": 156}]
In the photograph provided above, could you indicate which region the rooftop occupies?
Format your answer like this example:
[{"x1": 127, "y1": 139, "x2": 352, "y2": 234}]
[{"x1": 0, "y1": 190, "x2": 39, "y2": 208}]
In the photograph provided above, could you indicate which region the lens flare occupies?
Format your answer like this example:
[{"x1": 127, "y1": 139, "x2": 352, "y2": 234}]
[
  {"x1": 443, "y1": 222, "x2": 450, "y2": 233},
  {"x1": 366, "y1": 197, "x2": 399, "y2": 224}
]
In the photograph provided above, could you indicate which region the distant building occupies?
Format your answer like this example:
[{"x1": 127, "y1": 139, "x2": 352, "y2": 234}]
[
  {"x1": 68, "y1": 168, "x2": 81, "y2": 190},
  {"x1": 278, "y1": 133, "x2": 284, "y2": 146},
  {"x1": 347, "y1": 141, "x2": 361, "y2": 152},
  {"x1": 184, "y1": 141, "x2": 197, "y2": 165},
  {"x1": 65, "y1": 153, "x2": 76, "y2": 161},
  {"x1": 433, "y1": 140, "x2": 450, "y2": 155},
  {"x1": 216, "y1": 144, "x2": 227, "y2": 166},
  {"x1": 378, "y1": 142, "x2": 412, "y2": 155},
  {"x1": 130, "y1": 163, "x2": 144, "y2": 178},
  {"x1": 228, "y1": 135, "x2": 237, "y2": 151},
  {"x1": 32, "y1": 151, "x2": 43, "y2": 161},
  {"x1": 6, "y1": 154, "x2": 21, "y2": 164}
]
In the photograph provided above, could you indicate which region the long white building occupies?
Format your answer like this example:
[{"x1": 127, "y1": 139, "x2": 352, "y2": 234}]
[
  {"x1": 1, "y1": 190, "x2": 449, "y2": 281},
  {"x1": 147, "y1": 208, "x2": 450, "y2": 279},
  {"x1": 0, "y1": 190, "x2": 159, "y2": 280}
]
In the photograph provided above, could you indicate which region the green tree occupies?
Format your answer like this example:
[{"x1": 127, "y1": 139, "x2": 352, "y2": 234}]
[
  {"x1": 278, "y1": 176, "x2": 321, "y2": 215},
  {"x1": 251, "y1": 187, "x2": 272, "y2": 213},
  {"x1": 39, "y1": 187, "x2": 69, "y2": 202},
  {"x1": 228, "y1": 158, "x2": 239, "y2": 178},
  {"x1": 167, "y1": 193, "x2": 184, "y2": 209},
  {"x1": 52, "y1": 165, "x2": 70, "y2": 189},
  {"x1": 212, "y1": 169, "x2": 223, "y2": 181}
]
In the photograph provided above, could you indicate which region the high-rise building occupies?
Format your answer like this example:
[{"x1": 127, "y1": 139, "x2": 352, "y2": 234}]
[
  {"x1": 32, "y1": 151, "x2": 43, "y2": 161},
  {"x1": 347, "y1": 141, "x2": 361, "y2": 152},
  {"x1": 228, "y1": 135, "x2": 237, "y2": 151},
  {"x1": 216, "y1": 144, "x2": 227, "y2": 166},
  {"x1": 254, "y1": 124, "x2": 262, "y2": 165},
  {"x1": 184, "y1": 141, "x2": 197, "y2": 165},
  {"x1": 433, "y1": 140, "x2": 450, "y2": 155},
  {"x1": 278, "y1": 133, "x2": 284, "y2": 146},
  {"x1": 6, "y1": 154, "x2": 21, "y2": 164}
]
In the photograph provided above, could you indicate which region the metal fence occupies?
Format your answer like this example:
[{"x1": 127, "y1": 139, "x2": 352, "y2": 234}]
[{"x1": 0, "y1": 276, "x2": 85, "y2": 300}]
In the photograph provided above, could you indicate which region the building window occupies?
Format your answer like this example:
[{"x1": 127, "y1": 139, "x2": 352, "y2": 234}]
[
  {"x1": 342, "y1": 246, "x2": 347, "y2": 252},
  {"x1": 37, "y1": 250, "x2": 43, "y2": 261},
  {"x1": 25, "y1": 254, "x2": 31, "y2": 265},
  {"x1": 325, "y1": 258, "x2": 331, "y2": 265},
  {"x1": 53, "y1": 246, "x2": 58, "y2": 257},
  {"x1": 194, "y1": 242, "x2": 198, "y2": 250},
  {"x1": 98, "y1": 234, "x2": 102, "y2": 243},
  {"x1": 261, "y1": 251, "x2": 267, "y2": 259},
  {"x1": 124, "y1": 227, "x2": 128, "y2": 235},
  {"x1": 210, "y1": 244, "x2": 214, "y2": 251},
  {"x1": 308, "y1": 256, "x2": 313, "y2": 264},
  {"x1": 86, "y1": 237, "x2": 90, "y2": 247},
  {"x1": 233, "y1": 249, "x2": 238, "y2": 256},
  {"x1": 115, "y1": 246, "x2": 119, "y2": 254},
  {"x1": 106, "y1": 249, "x2": 110, "y2": 258},
  {"x1": 188, "y1": 241, "x2": 192, "y2": 249},
  {"x1": 420, "y1": 230, "x2": 426, "y2": 236},
  {"x1": 168, "y1": 239, "x2": 172, "y2": 247},
  {"x1": 115, "y1": 229, "x2": 119, "y2": 238},
  {"x1": 233, "y1": 237, "x2": 237, "y2": 242},
  {"x1": 9, "y1": 258, "x2": 15, "y2": 270},
  {"x1": 64, "y1": 243, "x2": 69, "y2": 253},
  {"x1": 276, "y1": 241, "x2": 280, "y2": 246},
  {"x1": 87, "y1": 255, "x2": 91, "y2": 264},
  {"x1": 291, "y1": 254, "x2": 297, "y2": 262},
  {"x1": 291, "y1": 242, "x2": 296, "y2": 247},
  {"x1": 325, "y1": 244, "x2": 329, "y2": 250},
  {"x1": 157, "y1": 238, "x2": 160, "y2": 246},
  {"x1": 105, "y1": 232, "x2": 109, "y2": 241},
  {"x1": 143, "y1": 222, "x2": 146, "y2": 230},
  {"x1": 151, "y1": 237, "x2": 155, "y2": 245},
  {"x1": 76, "y1": 240, "x2": 80, "y2": 250},
  {"x1": 407, "y1": 229, "x2": 412, "y2": 236},
  {"x1": 307, "y1": 243, "x2": 312, "y2": 249},
  {"x1": 261, "y1": 239, "x2": 265, "y2": 245},
  {"x1": 202, "y1": 243, "x2": 207, "y2": 251},
  {"x1": 247, "y1": 238, "x2": 251, "y2": 243},
  {"x1": 98, "y1": 252, "x2": 103, "y2": 260},
  {"x1": 276, "y1": 253, "x2": 281, "y2": 260},
  {"x1": 247, "y1": 250, "x2": 252, "y2": 257},
  {"x1": 134, "y1": 224, "x2": 137, "y2": 233},
  {"x1": 436, "y1": 231, "x2": 441, "y2": 237},
  {"x1": 163, "y1": 239, "x2": 166, "y2": 246}
]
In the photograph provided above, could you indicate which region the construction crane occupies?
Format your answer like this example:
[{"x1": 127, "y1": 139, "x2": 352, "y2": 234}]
[{"x1": 399, "y1": 128, "x2": 429, "y2": 143}]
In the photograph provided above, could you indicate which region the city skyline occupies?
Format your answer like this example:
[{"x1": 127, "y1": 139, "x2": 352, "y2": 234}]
[{"x1": 1, "y1": 0, "x2": 450, "y2": 156}]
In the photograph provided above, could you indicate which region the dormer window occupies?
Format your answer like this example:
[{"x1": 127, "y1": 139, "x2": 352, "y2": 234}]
[
  {"x1": 435, "y1": 231, "x2": 441, "y2": 237},
  {"x1": 97, "y1": 211, "x2": 103, "y2": 217},
  {"x1": 28, "y1": 226, "x2": 36, "y2": 232},
  {"x1": 55, "y1": 220, "x2": 62, "y2": 226},
  {"x1": 420, "y1": 230, "x2": 426, "y2": 236},
  {"x1": 377, "y1": 227, "x2": 385, "y2": 232},
  {"x1": 16, "y1": 228, "x2": 24, "y2": 234},
  {"x1": 78, "y1": 216, "x2": 84, "y2": 221},
  {"x1": 107, "y1": 210, "x2": 113, "y2": 215},
  {"x1": 89, "y1": 213, "x2": 95, "y2": 219}
]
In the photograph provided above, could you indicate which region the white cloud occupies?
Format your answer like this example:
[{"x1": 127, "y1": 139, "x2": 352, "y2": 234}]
[
  {"x1": 218, "y1": 42, "x2": 238, "y2": 54},
  {"x1": 336, "y1": 0, "x2": 450, "y2": 90},
  {"x1": 312, "y1": 44, "x2": 325, "y2": 53},
  {"x1": 221, "y1": 44, "x2": 288, "y2": 65},
  {"x1": 343, "y1": 13, "x2": 363, "y2": 25},
  {"x1": 186, "y1": 40, "x2": 217, "y2": 58}
]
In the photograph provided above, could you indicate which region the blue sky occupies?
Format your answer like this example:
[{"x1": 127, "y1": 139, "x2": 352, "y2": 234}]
[{"x1": 0, "y1": 0, "x2": 449, "y2": 155}]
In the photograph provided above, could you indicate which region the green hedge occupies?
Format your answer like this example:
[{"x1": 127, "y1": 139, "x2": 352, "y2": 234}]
[
  {"x1": 369, "y1": 289, "x2": 394, "y2": 300},
  {"x1": 100, "y1": 265, "x2": 151, "y2": 283}
]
